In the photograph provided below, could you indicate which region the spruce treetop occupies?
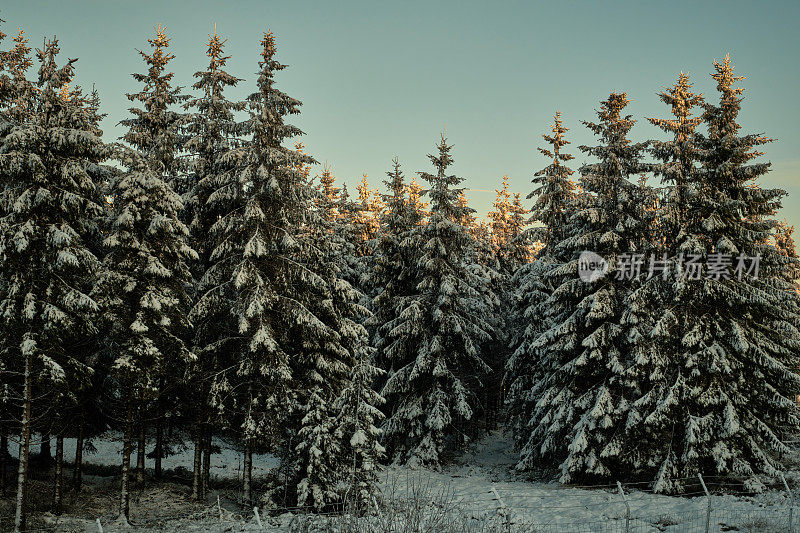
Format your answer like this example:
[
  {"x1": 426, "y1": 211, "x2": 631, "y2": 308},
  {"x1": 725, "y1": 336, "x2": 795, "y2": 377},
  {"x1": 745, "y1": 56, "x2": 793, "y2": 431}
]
[
  {"x1": 120, "y1": 25, "x2": 188, "y2": 186},
  {"x1": 529, "y1": 112, "x2": 575, "y2": 252},
  {"x1": 539, "y1": 111, "x2": 574, "y2": 165},
  {"x1": 380, "y1": 156, "x2": 413, "y2": 230},
  {"x1": 694, "y1": 56, "x2": 775, "y2": 253},
  {"x1": 0, "y1": 28, "x2": 34, "y2": 124},
  {"x1": 488, "y1": 175, "x2": 512, "y2": 251},
  {"x1": 646, "y1": 72, "x2": 704, "y2": 242},
  {"x1": 647, "y1": 72, "x2": 704, "y2": 143},
  {"x1": 419, "y1": 133, "x2": 471, "y2": 224},
  {"x1": 385, "y1": 157, "x2": 405, "y2": 200},
  {"x1": 184, "y1": 27, "x2": 244, "y2": 127}
]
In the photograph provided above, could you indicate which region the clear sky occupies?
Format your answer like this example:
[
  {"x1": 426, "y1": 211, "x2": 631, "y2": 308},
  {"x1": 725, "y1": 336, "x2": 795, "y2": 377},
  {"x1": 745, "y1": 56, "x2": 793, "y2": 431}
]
[{"x1": 3, "y1": 0, "x2": 798, "y2": 227}]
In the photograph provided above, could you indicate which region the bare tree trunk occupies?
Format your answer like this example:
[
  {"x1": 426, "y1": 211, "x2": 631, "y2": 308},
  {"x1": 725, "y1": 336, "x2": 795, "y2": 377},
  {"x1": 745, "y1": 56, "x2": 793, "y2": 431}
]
[
  {"x1": 136, "y1": 422, "x2": 145, "y2": 483},
  {"x1": 53, "y1": 435, "x2": 63, "y2": 514},
  {"x1": 191, "y1": 423, "x2": 203, "y2": 501},
  {"x1": 243, "y1": 443, "x2": 252, "y2": 505},
  {"x1": 120, "y1": 398, "x2": 132, "y2": 523},
  {"x1": 154, "y1": 418, "x2": 163, "y2": 479},
  {"x1": 72, "y1": 422, "x2": 83, "y2": 492},
  {"x1": 202, "y1": 425, "x2": 211, "y2": 496},
  {"x1": 14, "y1": 351, "x2": 32, "y2": 533}
]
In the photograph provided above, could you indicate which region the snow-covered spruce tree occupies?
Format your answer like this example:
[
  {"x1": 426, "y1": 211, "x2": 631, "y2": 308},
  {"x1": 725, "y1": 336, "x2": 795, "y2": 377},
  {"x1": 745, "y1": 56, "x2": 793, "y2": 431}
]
[
  {"x1": 370, "y1": 158, "x2": 424, "y2": 379},
  {"x1": 45, "y1": 82, "x2": 115, "y2": 514},
  {"x1": 381, "y1": 134, "x2": 494, "y2": 467},
  {"x1": 353, "y1": 174, "x2": 383, "y2": 257},
  {"x1": 313, "y1": 164, "x2": 363, "y2": 297},
  {"x1": 297, "y1": 162, "x2": 382, "y2": 511},
  {"x1": 121, "y1": 25, "x2": 187, "y2": 190},
  {"x1": 68, "y1": 86, "x2": 117, "y2": 497},
  {"x1": 465, "y1": 186, "x2": 506, "y2": 433},
  {"x1": 505, "y1": 112, "x2": 576, "y2": 450},
  {"x1": 97, "y1": 143, "x2": 195, "y2": 522},
  {"x1": 182, "y1": 28, "x2": 246, "y2": 501},
  {"x1": 0, "y1": 22, "x2": 31, "y2": 489},
  {"x1": 488, "y1": 176, "x2": 517, "y2": 274},
  {"x1": 488, "y1": 184, "x2": 530, "y2": 434},
  {"x1": 526, "y1": 111, "x2": 576, "y2": 255},
  {"x1": 117, "y1": 23, "x2": 189, "y2": 484},
  {"x1": 0, "y1": 38, "x2": 107, "y2": 532},
  {"x1": 333, "y1": 345, "x2": 385, "y2": 512},
  {"x1": 317, "y1": 163, "x2": 339, "y2": 213},
  {"x1": 515, "y1": 94, "x2": 650, "y2": 482},
  {"x1": 616, "y1": 75, "x2": 704, "y2": 456},
  {"x1": 626, "y1": 57, "x2": 800, "y2": 493},
  {"x1": 190, "y1": 29, "x2": 303, "y2": 505},
  {"x1": 0, "y1": 17, "x2": 7, "y2": 483},
  {"x1": 507, "y1": 192, "x2": 531, "y2": 268}
]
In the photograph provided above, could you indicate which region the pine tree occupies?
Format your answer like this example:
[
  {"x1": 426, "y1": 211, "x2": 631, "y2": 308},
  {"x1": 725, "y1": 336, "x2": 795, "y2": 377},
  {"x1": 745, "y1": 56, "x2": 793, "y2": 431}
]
[
  {"x1": 317, "y1": 163, "x2": 339, "y2": 214},
  {"x1": 182, "y1": 27, "x2": 246, "y2": 501},
  {"x1": 120, "y1": 25, "x2": 187, "y2": 189},
  {"x1": 115, "y1": 23, "x2": 190, "y2": 486},
  {"x1": 97, "y1": 144, "x2": 195, "y2": 521},
  {"x1": 0, "y1": 23, "x2": 32, "y2": 494},
  {"x1": 333, "y1": 348, "x2": 384, "y2": 511},
  {"x1": 295, "y1": 212, "x2": 376, "y2": 510},
  {"x1": 488, "y1": 176, "x2": 513, "y2": 269},
  {"x1": 353, "y1": 174, "x2": 382, "y2": 256},
  {"x1": 313, "y1": 164, "x2": 363, "y2": 294},
  {"x1": 506, "y1": 112, "x2": 576, "y2": 450},
  {"x1": 488, "y1": 176, "x2": 530, "y2": 274},
  {"x1": 381, "y1": 135, "x2": 493, "y2": 467},
  {"x1": 191, "y1": 29, "x2": 311, "y2": 504},
  {"x1": 507, "y1": 193, "x2": 531, "y2": 268},
  {"x1": 514, "y1": 95, "x2": 650, "y2": 482},
  {"x1": 0, "y1": 37, "x2": 106, "y2": 532},
  {"x1": 627, "y1": 57, "x2": 800, "y2": 493},
  {"x1": 370, "y1": 158, "x2": 425, "y2": 396}
]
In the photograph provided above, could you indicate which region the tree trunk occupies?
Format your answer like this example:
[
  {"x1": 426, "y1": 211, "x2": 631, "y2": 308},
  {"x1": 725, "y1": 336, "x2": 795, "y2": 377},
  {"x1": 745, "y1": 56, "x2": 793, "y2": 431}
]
[
  {"x1": 72, "y1": 422, "x2": 83, "y2": 492},
  {"x1": 136, "y1": 422, "x2": 145, "y2": 483},
  {"x1": 191, "y1": 423, "x2": 203, "y2": 501},
  {"x1": 53, "y1": 435, "x2": 63, "y2": 514},
  {"x1": 202, "y1": 425, "x2": 211, "y2": 496},
  {"x1": 243, "y1": 444, "x2": 252, "y2": 505},
  {"x1": 14, "y1": 351, "x2": 32, "y2": 533},
  {"x1": 154, "y1": 418, "x2": 163, "y2": 479},
  {"x1": 120, "y1": 398, "x2": 132, "y2": 523}
]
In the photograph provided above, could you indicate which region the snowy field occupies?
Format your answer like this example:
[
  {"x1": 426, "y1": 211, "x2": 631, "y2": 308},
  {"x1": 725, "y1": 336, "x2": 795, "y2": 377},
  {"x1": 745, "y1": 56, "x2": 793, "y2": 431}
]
[{"x1": 2, "y1": 431, "x2": 799, "y2": 532}]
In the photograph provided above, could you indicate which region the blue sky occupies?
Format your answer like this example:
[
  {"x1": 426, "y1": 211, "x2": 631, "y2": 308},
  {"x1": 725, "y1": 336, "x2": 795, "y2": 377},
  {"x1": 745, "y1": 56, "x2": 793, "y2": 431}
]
[{"x1": 4, "y1": 0, "x2": 798, "y2": 227}]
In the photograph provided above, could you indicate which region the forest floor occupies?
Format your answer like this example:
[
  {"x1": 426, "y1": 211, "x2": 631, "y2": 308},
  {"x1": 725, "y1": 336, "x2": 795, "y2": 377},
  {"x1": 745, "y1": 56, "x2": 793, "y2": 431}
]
[{"x1": 1, "y1": 430, "x2": 799, "y2": 532}]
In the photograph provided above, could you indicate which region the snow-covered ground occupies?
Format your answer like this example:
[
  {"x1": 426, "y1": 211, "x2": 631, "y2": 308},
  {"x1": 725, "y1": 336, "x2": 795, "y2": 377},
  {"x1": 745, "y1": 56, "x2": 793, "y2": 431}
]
[{"x1": 4, "y1": 431, "x2": 798, "y2": 532}]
